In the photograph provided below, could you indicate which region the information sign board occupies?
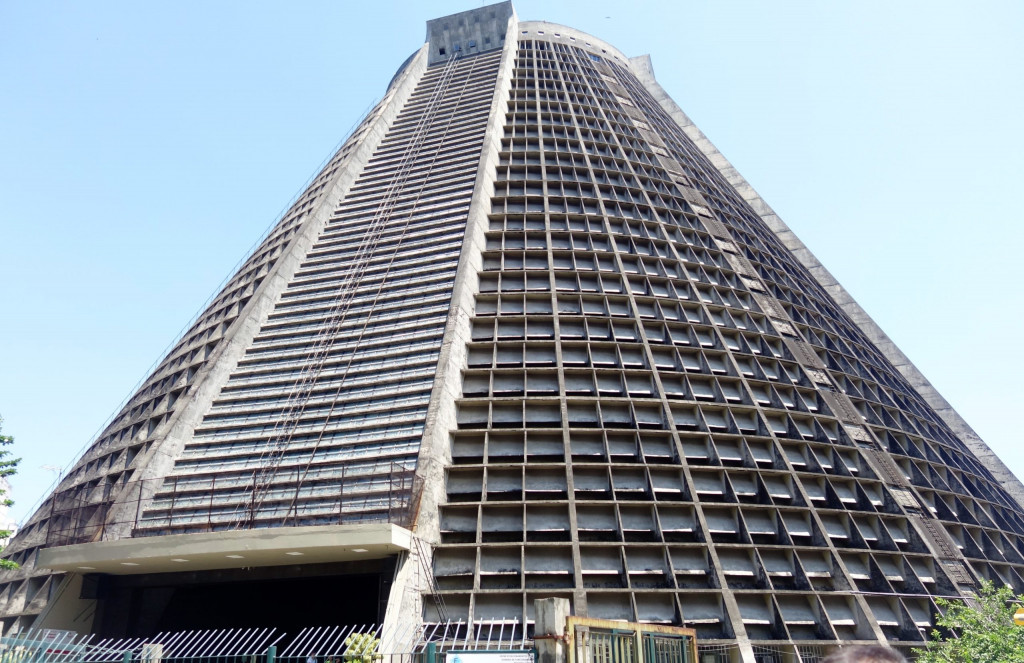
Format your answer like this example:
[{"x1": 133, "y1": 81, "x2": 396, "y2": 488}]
[{"x1": 445, "y1": 651, "x2": 535, "y2": 663}]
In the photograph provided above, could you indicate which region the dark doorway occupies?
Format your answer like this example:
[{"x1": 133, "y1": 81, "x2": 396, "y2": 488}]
[
  {"x1": 91, "y1": 559, "x2": 395, "y2": 638},
  {"x1": 157, "y1": 573, "x2": 380, "y2": 631}
]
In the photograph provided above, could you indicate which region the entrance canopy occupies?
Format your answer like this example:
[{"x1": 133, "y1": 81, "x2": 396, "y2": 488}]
[{"x1": 37, "y1": 523, "x2": 411, "y2": 575}]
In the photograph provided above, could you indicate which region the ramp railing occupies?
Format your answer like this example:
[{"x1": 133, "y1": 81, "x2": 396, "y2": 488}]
[{"x1": 0, "y1": 620, "x2": 533, "y2": 663}]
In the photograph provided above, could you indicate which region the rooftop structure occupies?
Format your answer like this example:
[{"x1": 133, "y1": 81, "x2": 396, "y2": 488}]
[{"x1": 2, "y1": 3, "x2": 1023, "y2": 661}]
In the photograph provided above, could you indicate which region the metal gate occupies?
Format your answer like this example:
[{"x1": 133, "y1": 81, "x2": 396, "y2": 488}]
[
  {"x1": 567, "y1": 618, "x2": 696, "y2": 663},
  {"x1": 642, "y1": 633, "x2": 692, "y2": 663},
  {"x1": 0, "y1": 619, "x2": 532, "y2": 663}
]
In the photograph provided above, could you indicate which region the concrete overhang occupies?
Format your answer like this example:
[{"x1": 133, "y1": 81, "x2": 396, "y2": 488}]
[{"x1": 37, "y1": 523, "x2": 412, "y2": 575}]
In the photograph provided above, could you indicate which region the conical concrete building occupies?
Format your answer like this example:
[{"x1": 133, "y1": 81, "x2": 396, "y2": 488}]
[{"x1": 4, "y1": 3, "x2": 1023, "y2": 660}]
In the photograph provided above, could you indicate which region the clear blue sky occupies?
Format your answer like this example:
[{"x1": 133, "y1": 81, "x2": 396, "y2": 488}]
[{"x1": 1, "y1": 1, "x2": 1021, "y2": 523}]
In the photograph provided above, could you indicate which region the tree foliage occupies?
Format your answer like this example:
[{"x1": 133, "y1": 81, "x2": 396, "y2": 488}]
[
  {"x1": 342, "y1": 632, "x2": 380, "y2": 663},
  {"x1": 914, "y1": 580, "x2": 1024, "y2": 663},
  {"x1": 0, "y1": 415, "x2": 19, "y2": 570}
]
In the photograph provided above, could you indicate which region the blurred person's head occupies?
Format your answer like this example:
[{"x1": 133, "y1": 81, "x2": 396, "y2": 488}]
[{"x1": 823, "y1": 645, "x2": 907, "y2": 663}]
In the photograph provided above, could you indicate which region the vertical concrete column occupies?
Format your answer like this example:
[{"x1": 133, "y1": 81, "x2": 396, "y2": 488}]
[
  {"x1": 140, "y1": 644, "x2": 163, "y2": 663},
  {"x1": 534, "y1": 598, "x2": 570, "y2": 663}
]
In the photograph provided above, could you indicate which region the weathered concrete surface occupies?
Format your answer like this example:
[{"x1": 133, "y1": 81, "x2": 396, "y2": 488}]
[
  {"x1": 535, "y1": 598, "x2": 570, "y2": 663},
  {"x1": 39, "y1": 522, "x2": 411, "y2": 574},
  {"x1": 630, "y1": 54, "x2": 1024, "y2": 509},
  {"x1": 385, "y1": 8, "x2": 520, "y2": 632},
  {"x1": 100, "y1": 42, "x2": 433, "y2": 540},
  {"x1": 426, "y1": 1, "x2": 515, "y2": 65},
  {"x1": 0, "y1": 45, "x2": 431, "y2": 629},
  {"x1": 33, "y1": 573, "x2": 95, "y2": 634}
]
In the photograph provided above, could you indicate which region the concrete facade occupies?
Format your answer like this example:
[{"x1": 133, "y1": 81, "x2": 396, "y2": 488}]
[{"x1": 2, "y1": 4, "x2": 1023, "y2": 663}]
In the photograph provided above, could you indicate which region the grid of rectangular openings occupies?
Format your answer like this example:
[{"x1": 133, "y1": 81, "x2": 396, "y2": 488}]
[{"x1": 430, "y1": 34, "x2": 1024, "y2": 651}]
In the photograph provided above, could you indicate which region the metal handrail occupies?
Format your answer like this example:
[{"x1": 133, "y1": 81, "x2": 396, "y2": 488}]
[
  {"x1": 13, "y1": 98, "x2": 382, "y2": 532},
  {"x1": 43, "y1": 463, "x2": 416, "y2": 547}
]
